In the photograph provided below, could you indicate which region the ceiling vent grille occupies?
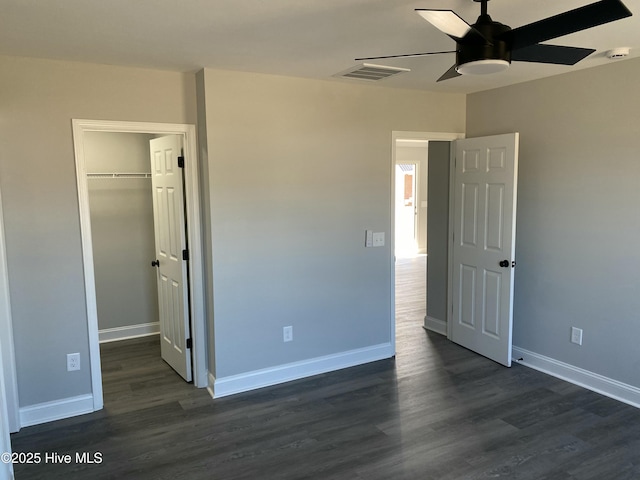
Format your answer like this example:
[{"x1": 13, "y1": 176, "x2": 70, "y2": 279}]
[{"x1": 335, "y1": 63, "x2": 410, "y2": 82}]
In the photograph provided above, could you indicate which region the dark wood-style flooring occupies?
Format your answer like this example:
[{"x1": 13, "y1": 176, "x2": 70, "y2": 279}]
[{"x1": 11, "y1": 255, "x2": 640, "y2": 479}]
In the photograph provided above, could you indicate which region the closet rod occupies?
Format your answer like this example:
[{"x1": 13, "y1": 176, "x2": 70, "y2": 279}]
[{"x1": 87, "y1": 173, "x2": 152, "y2": 179}]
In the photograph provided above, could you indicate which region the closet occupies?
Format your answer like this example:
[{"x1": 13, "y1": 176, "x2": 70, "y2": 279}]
[{"x1": 84, "y1": 132, "x2": 159, "y2": 342}]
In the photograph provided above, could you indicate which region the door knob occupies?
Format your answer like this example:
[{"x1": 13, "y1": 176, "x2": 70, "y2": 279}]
[
  {"x1": 151, "y1": 260, "x2": 160, "y2": 267},
  {"x1": 499, "y1": 260, "x2": 509, "y2": 268}
]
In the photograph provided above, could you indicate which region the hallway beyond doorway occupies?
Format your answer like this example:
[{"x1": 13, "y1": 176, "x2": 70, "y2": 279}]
[{"x1": 395, "y1": 254, "x2": 427, "y2": 347}]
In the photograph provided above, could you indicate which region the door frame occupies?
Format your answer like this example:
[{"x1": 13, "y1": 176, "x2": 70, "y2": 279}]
[
  {"x1": 0, "y1": 339, "x2": 14, "y2": 480},
  {"x1": 390, "y1": 131, "x2": 464, "y2": 353},
  {"x1": 72, "y1": 119, "x2": 207, "y2": 411}
]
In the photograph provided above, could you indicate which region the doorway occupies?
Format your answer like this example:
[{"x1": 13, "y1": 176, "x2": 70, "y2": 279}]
[
  {"x1": 391, "y1": 131, "x2": 464, "y2": 351},
  {"x1": 72, "y1": 120, "x2": 207, "y2": 413},
  {"x1": 84, "y1": 131, "x2": 195, "y2": 389}
]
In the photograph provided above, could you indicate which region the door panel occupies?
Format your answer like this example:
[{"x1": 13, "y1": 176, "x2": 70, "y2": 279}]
[
  {"x1": 460, "y1": 264, "x2": 477, "y2": 327},
  {"x1": 150, "y1": 135, "x2": 192, "y2": 382},
  {"x1": 461, "y1": 183, "x2": 479, "y2": 246},
  {"x1": 451, "y1": 133, "x2": 519, "y2": 367}
]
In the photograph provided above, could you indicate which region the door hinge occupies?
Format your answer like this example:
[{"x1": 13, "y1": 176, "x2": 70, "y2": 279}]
[
  {"x1": 186, "y1": 338, "x2": 192, "y2": 349},
  {"x1": 178, "y1": 156, "x2": 185, "y2": 168},
  {"x1": 182, "y1": 249, "x2": 189, "y2": 261}
]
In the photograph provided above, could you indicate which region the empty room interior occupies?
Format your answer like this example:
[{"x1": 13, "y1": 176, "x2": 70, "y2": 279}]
[{"x1": 1, "y1": 1, "x2": 640, "y2": 478}]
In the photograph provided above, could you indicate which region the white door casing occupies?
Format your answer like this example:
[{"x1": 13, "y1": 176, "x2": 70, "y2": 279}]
[
  {"x1": 73, "y1": 119, "x2": 206, "y2": 414},
  {"x1": 0, "y1": 184, "x2": 15, "y2": 477},
  {"x1": 0, "y1": 337, "x2": 15, "y2": 480},
  {"x1": 0, "y1": 185, "x2": 19, "y2": 433},
  {"x1": 149, "y1": 135, "x2": 192, "y2": 382},
  {"x1": 450, "y1": 133, "x2": 519, "y2": 367}
]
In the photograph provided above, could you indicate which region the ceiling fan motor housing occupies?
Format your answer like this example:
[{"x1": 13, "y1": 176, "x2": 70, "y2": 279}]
[{"x1": 457, "y1": 16, "x2": 512, "y2": 71}]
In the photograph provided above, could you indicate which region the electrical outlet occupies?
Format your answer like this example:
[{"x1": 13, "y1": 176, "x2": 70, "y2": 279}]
[
  {"x1": 67, "y1": 353, "x2": 80, "y2": 371},
  {"x1": 570, "y1": 327, "x2": 583, "y2": 346},
  {"x1": 283, "y1": 326, "x2": 293, "y2": 342}
]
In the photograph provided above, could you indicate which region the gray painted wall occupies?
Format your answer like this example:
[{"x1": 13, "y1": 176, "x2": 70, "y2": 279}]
[
  {"x1": 426, "y1": 141, "x2": 451, "y2": 323},
  {"x1": 85, "y1": 132, "x2": 158, "y2": 332},
  {"x1": 0, "y1": 55, "x2": 196, "y2": 407},
  {"x1": 466, "y1": 57, "x2": 640, "y2": 388},
  {"x1": 199, "y1": 68, "x2": 466, "y2": 379}
]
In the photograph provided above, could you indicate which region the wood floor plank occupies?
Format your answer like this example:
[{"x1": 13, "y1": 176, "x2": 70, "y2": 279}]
[{"x1": 10, "y1": 255, "x2": 640, "y2": 479}]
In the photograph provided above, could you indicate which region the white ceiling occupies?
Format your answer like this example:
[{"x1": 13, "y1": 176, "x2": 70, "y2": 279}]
[{"x1": 1, "y1": 0, "x2": 638, "y2": 94}]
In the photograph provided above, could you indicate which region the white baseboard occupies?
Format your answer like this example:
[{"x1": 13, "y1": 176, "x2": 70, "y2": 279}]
[
  {"x1": 513, "y1": 346, "x2": 640, "y2": 409},
  {"x1": 98, "y1": 322, "x2": 159, "y2": 343},
  {"x1": 207, "y1": 372, "x2": 215, "y2": 400},
  {"x1": 213, "y1": 343, "x2": 394, "y2": 398},
  {"x1": 423, "y1": 315, "x2": 447, "y2": 336},
  {"x1": 19, "y1": 394, "x2": 95, "y2": 428}
]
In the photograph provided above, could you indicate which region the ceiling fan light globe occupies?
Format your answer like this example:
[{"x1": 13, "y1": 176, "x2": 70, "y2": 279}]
[{"x1": 456, "y1": 59, "x2": 510, "y2": 75}]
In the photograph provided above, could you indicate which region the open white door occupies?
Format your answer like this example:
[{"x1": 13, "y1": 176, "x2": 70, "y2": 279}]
[
  {"x1": 451, "y1": 133, "x2": 519, "y2": 367},
  {"x1": 149, "y1": 135, "x2": 192, "y2": 381}
]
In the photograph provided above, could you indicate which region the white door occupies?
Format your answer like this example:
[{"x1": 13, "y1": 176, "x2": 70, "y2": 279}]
[
  {"x1": 149, "y1": 135, "x2": 192, "y2": 381},
  {"x1": 451, "y1": 133, "x2": 519, "y2": 367}
]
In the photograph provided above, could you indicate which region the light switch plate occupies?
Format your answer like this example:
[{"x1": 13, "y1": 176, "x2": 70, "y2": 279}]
[
  {"x1": 365, "y1": 230, "x2": 373, "y2": 247},
  {"x1": 373, "y1": 232, "x2": 385, "y2": 247}
]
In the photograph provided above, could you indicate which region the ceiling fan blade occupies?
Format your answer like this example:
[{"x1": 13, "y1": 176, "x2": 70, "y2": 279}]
[
  {"x1": 511, "y1": 44, "x2": 596, "y2": 65},
  {"x1": 437, "y1": 64, "x2": 461, "y2": 82},
  {"x1": 415, "y1": 9, "x2": 488, "y2": 44},
  {"x1": 508, "y1": 0, "x2": 632, "y2": 50},
  {"x1": 355, "y1": 51, "x2": 455, "y2": 61}
]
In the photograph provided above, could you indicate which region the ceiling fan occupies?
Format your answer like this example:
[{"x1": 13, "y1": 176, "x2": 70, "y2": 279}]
[{"x1": 356, "y1": 0, "x2": 632, "y2": 81}]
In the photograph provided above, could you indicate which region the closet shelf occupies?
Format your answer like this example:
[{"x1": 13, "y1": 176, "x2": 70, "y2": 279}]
[{"x1": 87, "y1": 173, "x2": 152, "y2": 179}]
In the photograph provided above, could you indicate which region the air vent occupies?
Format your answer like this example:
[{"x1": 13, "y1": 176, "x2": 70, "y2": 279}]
[
  {"x1": 606, "y1": 47, "x2": 630, "y2": 59},
  {"x1": 335, "y1": 63, "x2": 410, "y2": 82}
]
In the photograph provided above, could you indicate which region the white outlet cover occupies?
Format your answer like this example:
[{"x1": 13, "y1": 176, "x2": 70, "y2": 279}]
[
  {"x1": 283, "y1": 326, "x2": 293, "y2": 342},
  {"x1": 67, "y1": 353, "x2": 81, "y2": 371},
  {"x1": 570, "y1": 327, "x2": 583, "y2": 345}
]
